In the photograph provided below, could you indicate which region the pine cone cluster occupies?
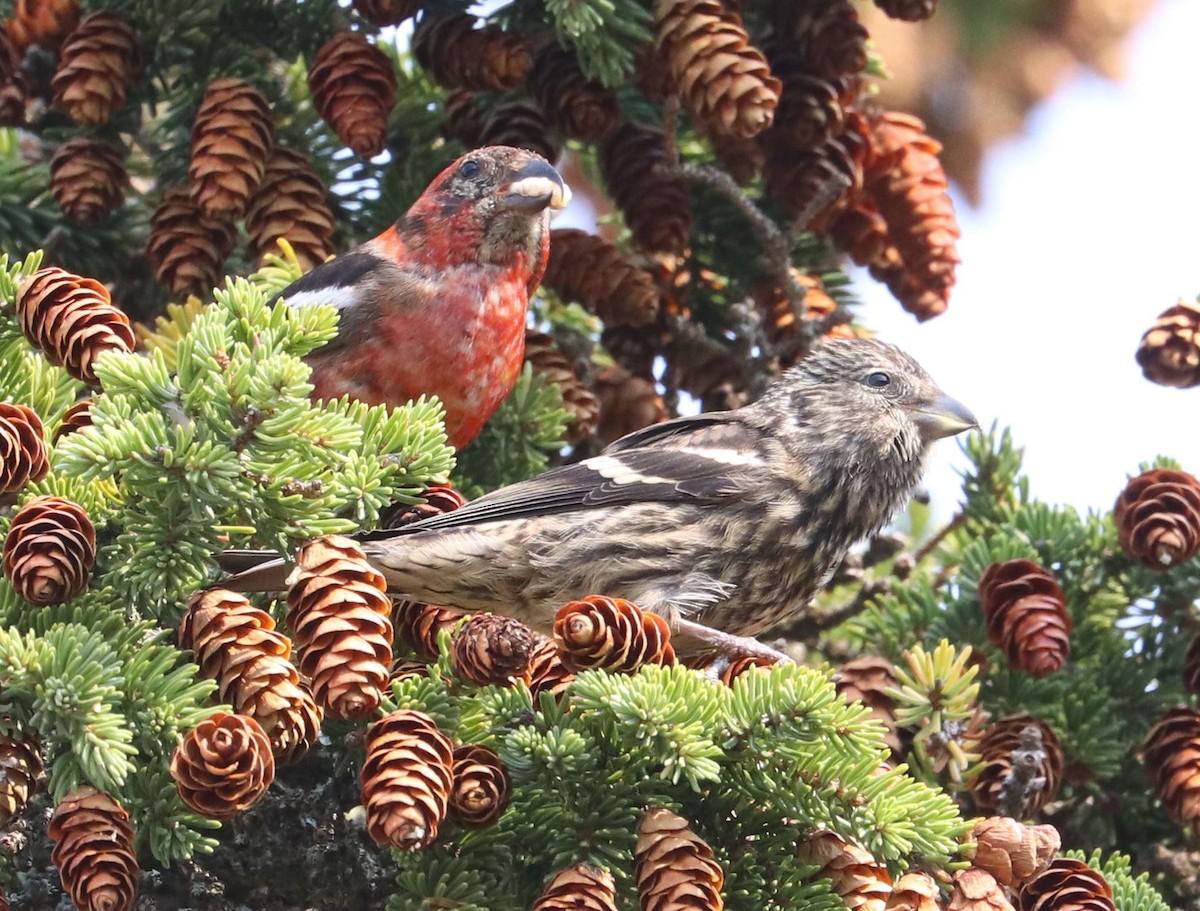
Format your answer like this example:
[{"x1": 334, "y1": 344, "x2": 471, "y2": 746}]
[
  {"x1": 146, "y1": 186, "x2": 238, "y2": 298},
  {"x1": 1136, "y1": 299, "x2": 1200, "y2": 388},
  {"x1": 1018, "y1": 858, "x2": 1115, "y2": 911},
  {"x1": 3, "y1": 495, "x2": 95, "y2": 605},
  {"x1": 48, "y1": 787, "x2": 138, "y2": 911},
  {"x1": 53, "y1": 397, "x2": 94, "y2": 442},
  {"x1": 635, "y1": 807, "x2": 725, "y2": 911},
  {"x1": 171, "y1": 711, "x2": 276, "y2": 818},
  {"x1": 179, "y1": 589, "x2": 322, "y2": 763},
  {"x1": 308, "y1": 31, "x2": 396, "y2": 158},
  {"x1": 245, "y1": 147, "x2": 335, "y2": 269},
  {"x1": 834, "y1": 655, "x2": 902, "y2": 753},
  {"x1": 1113, "y1": 468, "x2": 1200, "y2": 569},
  {"x1": 188, "y1": 77, "x2": 274, "y2": 218},
  {"x1": 451, "y1": 613, "x2": 536, "y2": 686},
  {"x1": 15, "y1": 266, "x2": 136, "y2": 384},
  {"x1": 1142, "y1": 706, "x2": 1200, "y2": 835},
  {"x1": 0, "y1": 726, "x2": 42, "y2": 822},
  {"x1": 553, "y1": 595, "x2": 676, "y2": 673},
  {"x1": 51, "y1": 10, "x2": 140, "y2": 125},
  {"x1": 0, "y1": 402, "x2": 49, "y2": 493},
  {"x1": 413, "y1": 13, "x2": 531, "y2": 91},
  {"x1": 360, "y1": 709, "x2": 454, "y2": 850},
  {"x1": 797, "y1": 829, "x2": 893, "y2": 911},
  {"x1": 286, "y1": 535, "x2": 394, "y2": 721},
  {"x1": 529, "y1": 46, "x2": 620, "y2": 142},
  {"x1": 524, "y1": 329, "x2": 600, "y2": 445},
  {"x1": 534, "y1": 864, "x2": 618, "y2": 911},
  {"x1": 978, "y1": 560, "x2": 1072, "y2": 678},
  {"x1": 49, "y1": 135, "x2": 126, "y2": 224},
  {"x1": 447, "y1": 743, "x2": 511, "y2": 829},
  {"x1": 600, "y1": 122, "x2": 692, "y2": 256},
  {"x1": 965, "y1": 817, "x2": 1060, "y2": 889},
  {"x1": 972, "y1": 715, "x2": 1064, "y2": 819},
  {"x1": 393, "y1": 600, "x2": 466, "y2": 658},
  {"x1": 543, "y1": 229, "x2": 660, "y2": 328}
]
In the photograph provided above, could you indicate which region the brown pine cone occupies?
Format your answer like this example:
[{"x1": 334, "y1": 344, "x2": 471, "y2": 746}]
[
  {"x1": 553, "y1": 595, "x2": 676, "y2": 673},
  {"x1": 7, "y1": 0, "x2": 79, "y2": 52},
  {"x1": 797, "y1": 829, "x2": 893, "y2": 911},
  {"x1": 52, "y1": 397, "x2": 94, "y2": 442},
  {"x1": 412, "y1": 13, "x2": 532, "y2": 91},
  {"x1": 829, "y1": 199, "x2": 891, "y2": 268},
  {"x1": 635, "y1": 807, "x2": 724, "y2": 911},
  {"x1": 763, "y1": 127, "x2": 862, "y2": 228},
  {"x1": 308, "y1": 31, "x2": 397, "y2": 158},
  {"x1": 534, "y1": 864, "x2": 618, "y2": 911},
  {"x1": 48, "y1": 786, "x2": 137, "y2": 911},
  {"x1": 526, "y1": 635, "x2": 575, "y2": 699},
  {"x1": 0, "y1": 727, "x2": 42, "y2": 823},
  {"x1": 146, "y1": 186, "x2": 238, "y2": 298},
  {"x1": 599, "y1": 121, "x2": 692, "y2": 256},
  {"x1": 1018, "y1": 858, "x2": 1115, "y2": 911},
  {"x1": 0, "y1": 28, "x2": 25, "y2": 126},
  {"x1": 188, "y1": 77, "x2": 274, "y2": 218},
  {"x1": 245, "y1": 147, "x2": 336, "y2": 270},
  {"x1": 544, "y1": 229, "x2": 660, "y2": 328},
  {"x1": 1113, "y1": 468, "x2": 1200, "y2": 569},
  {"x1": 1184, "y1": 634, "x2": 1200, "y2": 696},
  {"x1": 285, "y1": 535, "x2": 394, "y2": 721},
  {"x1": 873, "y1": 0, "x2": 939, "y2": 21},
  {"x1": 3, "y1": 495, "x2": 95, "y2": 605},
  {"x1": 49, "y1": 135, "x2": 126, "y2": 224},
  {"x1": 782, "y1": 0, "x2": 868, "y2": 80},
  {"x1": 834, "y1": 655, "x2": 902, "y2": 753},
  {"x1": 51, "y1": 11, "x2": 140, "y2": 125},
  {"x1": 447, "y1": 743, "x2": 511, "y2": 829},
  {"x1": 393, "y1": 600, "x2": 467, "y2": 658},
  {"x1": 886, "y1": 872, "x2": 940, "y2": 911},
  {"x1": 965, "y1": 817, "x2": 1060, "y2": 889},
  {"x1": 592, "y1": 364, "x2": 669, "y2": 447},
  {"x1": 972, "y1": 715, "x2": 1064, "y2": 819},
  {"x1": 524, "y1": 329, "x2": 599, "y2": 445},
  {"x1": 0, "y1": 402, "x2": 49, "y2": 493},
  {"x1": 352, "y1": 0, "x2": 420, "y2": 27},
  {"x1": 654, "y1": 0, "x2": 779, "y2": 139},
  {"x1": 529, "y1": 46, "x2": 619, "y2": 142},
  {"x1": 381, "y1": 483, "x2": 468, "y2": 530},
  {"x1": 1142, "y1": 706, "x2": 1200, "y2": 835},
  {"x1": 450, "y1": 613, "x2": 536, "y2": 687},
  {"x1": 360, "y1": 709, "x2": 454, "y2": 850},
  {"x1": 15, "y1": 266, "x2": 135, "y2": 384},
  {"x1": 752, "y1": 270, "x2": 853, "y2": 367},
  {"x1": 171, "y1": 711, "x2": 275, "y2": 818},
  {"x1": 950, "y1": 869, "x2": 1016, "y2": 911},
  {"x1": 179, "y1": 589, "x2": 322, "y2": 764},
  {"x1": 1136, "y1": 299, "x2": 1200, "y2": 388},
  {"x1": 476, "y1": 100, "x2": 560, "y2": 164},
  {"x1": 708, "y1": 131, "x2": 764, "y2": 185},
  {"x1": 978, "y1": 560, "x2": 1072, "y2": 678},
  {"x1": 440, "y1": 90, "x2": 484, "y2": 147},
  {"x1": 761, "y1": 45, "x2": 844, "y2": 151}
]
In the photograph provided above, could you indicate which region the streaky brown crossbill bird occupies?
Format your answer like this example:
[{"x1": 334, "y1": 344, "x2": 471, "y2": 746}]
[
  {"x1": 276, "y1": 145, "x2": 571, "y2": 450},
  {"x1": 222, "y1": 338, "x2": 976, "y2": 658}
]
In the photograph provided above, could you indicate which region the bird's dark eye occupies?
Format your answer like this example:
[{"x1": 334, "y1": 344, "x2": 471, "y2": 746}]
[
  {"x1": 458, "y1": 159, "x2": 481, "y2": 179},
  {"x1": 866, "y1": 372, "x2": 891, "y2": 389}
]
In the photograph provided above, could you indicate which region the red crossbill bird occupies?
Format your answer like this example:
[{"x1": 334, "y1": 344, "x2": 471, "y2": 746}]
[
  {"x1": 221, "y1": 338, "x2": 976, "y2": 659},
  {"x1": 278, "y1": 146, "x2": 571, "y2": 450}
]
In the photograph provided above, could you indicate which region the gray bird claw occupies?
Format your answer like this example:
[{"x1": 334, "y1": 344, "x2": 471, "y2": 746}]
[{"x1": 674, "y1": 619, "x2": 794, "y2": 666}]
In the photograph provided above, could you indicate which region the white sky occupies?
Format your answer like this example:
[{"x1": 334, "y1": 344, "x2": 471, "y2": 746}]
[{"x1": 857, "y1": 0, "x2": 1200, "y2": 520}]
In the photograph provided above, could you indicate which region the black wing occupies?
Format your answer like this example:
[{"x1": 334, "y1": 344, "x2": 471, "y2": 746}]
[{"x1": 359, "y1": 412, "x2": 771, "y2": 539}]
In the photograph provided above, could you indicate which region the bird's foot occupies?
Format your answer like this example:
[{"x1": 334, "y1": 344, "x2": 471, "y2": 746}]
[{"x1": 673, "y1": 618, "x2": 794, "y2": 670}]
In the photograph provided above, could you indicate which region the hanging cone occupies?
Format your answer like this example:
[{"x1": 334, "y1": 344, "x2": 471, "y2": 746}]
[
  {"x1": 245, "y1": 146, "x2": 336, "y2": 270},
  {"x1": 0, "y1": 727, "x2": 43, "y2": 823},
  {"x1": 965, "y1": 817, "x2": 1060, "y2": 889},
  {"x1": 830, "y1": 198, "x2": 891, "y2": 268},
  {"x1": 412, "y1": 13, "x2": 531, "y2": 91},
  {"x1": 543, "y1": 229, "x2": 660, "y2": 328},
  {"x1": 1141, "y1": 706, "x2": 1200, "y2": 836},
  {"x1": 553, "y1": 595, "x2": 676, "y2": 673},
  {"x1": 781, "y1": 0, "x2": 868, "y2": 80},
  {"x1": 450, "y1": 613, "x2": 536, "y2": 687},
  {"x1": 171, "y1": 711, "x2": 275, "y2": 818},
  {"x1": 179, "y1": 589, "x2": 322, "y2": 764},
  {"x1": 1017, "y1": 858, "x2": 1115, "y2": 911},
  {"x1": 3, "y1": 495, "x2": 95, "y2": 605},
  {"x1": 52, "y1": 397, "x2": 94, "y2": 443},
  {"x1": 51, "y1": 11, "x2": 140, "y2": 125},
  {"x1": 49, "y1": 135, "x2": 127, "y2": 224},
  {"x1": 949, "y1": 868, "x2": 1016, "y2": 911},
  {"x1": 188, "y1": 77, "x2": 274, "y2": 218},
  {"x1": 528, "y1": 46, "x2": 619, "y2": 142},
  {"x1": 635, "y1": 806, "x2": 725, "y2": 911},
  {"x1": 285, "y1": 535, "x2": 394, "y2": 721},
  {"x1": 0, "y1": 402, "x2": 49, "y2": 494},
  {"x1": 1135, "y1": 299, "x2": 1200, "y2": 388},
  {"x1": 7, "y1": 0, "x2": 79, "y2": 52},
  {"x1": 534, "y1": 864, "x2": 618, "y2": 911},
  {"x1": 352, "y1": 0, "x2": 420, "y2": 27},
  {"x1": 761, "y1": 39, "x2": 844, "y2": 151},
  {"x1": 834, "y1": 655, "x2": 902, "y2": 753},
  {"x1": 308, "y1": 31, "x2": 397, "y2": 158},
  {"x1": 526, "y1": 635, "x2": 575, "y2": 699},
  {"x1": 708, "y1": 131, "x2": 764, "y2": 185},
  {"x1": 593, "y1": 364, "x2": 669, "y2": 447},
  {"x1": 978, "y1": 559, "x2": 1071, "y2": 678},
  {"x1": 653, "y1": 0, "x2": 779, "y2": 139},
  {"x1": 146, "y1": 186, "x2": 238, "y2": 299},
  {"x1": 48, "y1": 787, "x2": 138, "y2": 911},
  {"x1": 447, "y1": 743, "x2": 511, "y2": 829},
  {"x1": 393, "y1": 600, "x2": 467, "y2": 658},
  {"x1": 524, "y1": 328, "x2": 600, "y2": 445},
  {"x1": 476, "y1": 100, "x2": 559, "y2": 163},
  {"x1": 796, "y1": 829, "x2": 893, "y2": 911},
  {"x1": 360, "y1": 709, "x2": 454, "y2": 850},
  {"x1": 873, "y1": 0, "x2": 939, "y2": 21},
  {"x1": 440, "y1": 89, "x2": 484, "y2": 147},
  {"x1": 971, "y1": 715, "x2": 1064, "y2": 819},
  {"x1": 1113, "y1": 468, "x2": 1200, "y2": 569},
  {"x1": 600, "y1": 121, "x2": 692, "y2": 255},
  {"x1": 15, "y1": 266, "x2": 135, "y2": 384},
  {"x1": 763, "y1": 126, "x2": 863, "y2": 229},
  {"x1": 0, "y1": 29, "x2": 26, "y2": 126}
]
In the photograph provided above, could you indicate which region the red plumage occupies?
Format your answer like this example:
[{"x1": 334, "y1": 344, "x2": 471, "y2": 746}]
[{"x1": 279, "y1": 146, "x2": 570, "y2": 449}]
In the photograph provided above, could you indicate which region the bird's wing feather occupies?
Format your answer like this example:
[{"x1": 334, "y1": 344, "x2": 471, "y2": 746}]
[{"x1": 601, "y1": 411, "x2": 735, "y2": 452}]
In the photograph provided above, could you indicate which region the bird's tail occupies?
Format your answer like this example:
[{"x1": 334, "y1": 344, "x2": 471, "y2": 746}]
[{"x1": 214, "y1": 549, "x2": 291, "y2": 592}]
